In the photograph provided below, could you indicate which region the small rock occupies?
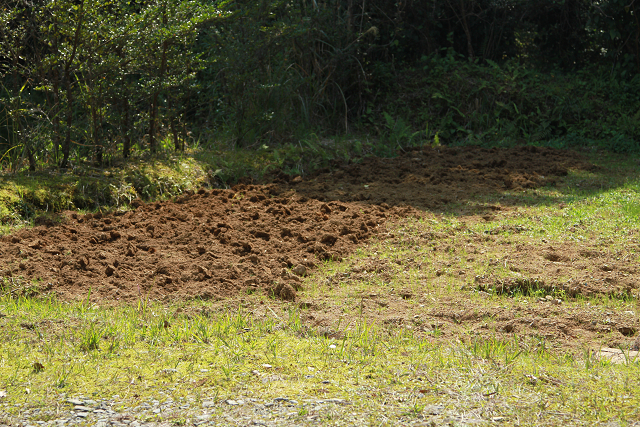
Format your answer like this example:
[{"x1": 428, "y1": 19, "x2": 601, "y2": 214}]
[
  {"x1": 424, "y1": 404, "x2": 444, "y2": 415},
  {"x1": 323, "y1": 398, "x2": 350, "y2": 405},
  {"x1": 76, "y1": 412, "x2": 89, "y2": 418},
  {"x1": 596, "y1": 347, "x2": 640, "y2": 364},
  {"x1": 202, "y1": 400, "x2": 215, "y2": 408},
  {"x1": 292, "y1": 264, "x2": 307, "y2": 276},
  {"x1": 73, "y1": 405, "x2": 93, "y2": 412}
]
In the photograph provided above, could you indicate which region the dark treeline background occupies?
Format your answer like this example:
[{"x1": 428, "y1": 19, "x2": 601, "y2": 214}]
[{"x1": 1, "y1": 0, "x2": 640, "y2": 171}]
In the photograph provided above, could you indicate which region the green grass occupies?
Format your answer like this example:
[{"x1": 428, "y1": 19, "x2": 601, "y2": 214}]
[
  {"x1": 0, "y1": 294, "x2": 639, "y2": 425},
  {"x1": 0, "y1": 153, "x2": 208, "y2": 235}
]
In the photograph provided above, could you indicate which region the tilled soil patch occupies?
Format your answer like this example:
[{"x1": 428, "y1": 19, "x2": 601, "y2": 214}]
[
  {"x1": 0, "y1": 145, "x2": 596, "y2": 302},
  {"x1": 278, "y1": 145, "x2": 596, "y2": 210},
  {"x1": 0, "y1": 185, "x2": 420, "y2": 301}
]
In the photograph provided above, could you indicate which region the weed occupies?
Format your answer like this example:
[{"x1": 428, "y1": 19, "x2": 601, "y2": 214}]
[{"x1": 79, "y1": 323, "x2": 101, "y2": 351}]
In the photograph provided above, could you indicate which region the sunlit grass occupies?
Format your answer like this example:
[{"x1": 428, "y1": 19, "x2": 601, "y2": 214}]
[{"x1": 1, "y1": 293, "x2": 639, "y2": 425}]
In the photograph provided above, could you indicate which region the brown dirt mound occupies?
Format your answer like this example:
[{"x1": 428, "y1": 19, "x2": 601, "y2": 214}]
[
  {"x1": 0, "y1": 185, "x2": 419, "y2": 301},
  {"x1": 0, "y1": 145, "x2": 595, "y2": 302},
  {"x1": 279, "y1": 145, "x2": 595, "y2": 209}
]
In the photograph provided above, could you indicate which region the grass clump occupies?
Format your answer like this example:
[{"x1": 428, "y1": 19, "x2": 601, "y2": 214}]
[
  {"x1": 0, "y1": 154, "x2": 209, "y2": 234},
  {"x1": 0, "y1": 294, "x2": 639, "y2": 425}
]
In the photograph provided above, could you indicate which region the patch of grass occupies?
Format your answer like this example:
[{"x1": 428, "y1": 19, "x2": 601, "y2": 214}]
[
  {"x1": 193, "y1": 135, "x2": 400, "y2": 186},
  {"x1": 300, "y1": 150, "x2": 640, "y2": 360},
  {"x1": 0, "y1": 294, "x2": 639, "y2": 425},
  {"x1": 0, "y1": 154, "x2": 209, "y2": 235}
]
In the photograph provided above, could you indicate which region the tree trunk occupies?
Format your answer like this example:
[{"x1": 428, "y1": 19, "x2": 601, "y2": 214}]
[
  {"x1": 149, "y1": 7, "x2": 169, "y2": 154},
  {"x1": 459, "y1": 0, "x2": 475, "y2": 60},
  {"x1": 61, "y1": 71, "x2": 73, "y2": 169},
  {"x1": 91, "y1": 96, "x2": 102, "y2": 166},
  {"x1": 26, "y1": 147, "x2": 36, "y2": 171},
  {"x1": 60, "y1": 0, "x2": 85, "y2": 168},
  {"x1": 52, "y1": 67, "x2": 61, "y2": 163},
  {"x1": 168, "y1": 97, "x2": 181, "y2": 151},
  {"x1": 122, "y1": 97, "x2": 131, "y2": 158},
  {"x1": 47, "y1": 16, "x2": 62, "y2": 164},
  {"x1": 149, "y1": 91, "x2": 159, "y2": 153},
  {"x1": 11, "y1": 47, "x2": 35, "y2": 171},
  {"x1": 171, "y1": 119, "x2": 180, "y2": 151}
]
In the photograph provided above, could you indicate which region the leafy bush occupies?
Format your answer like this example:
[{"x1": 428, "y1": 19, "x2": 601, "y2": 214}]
[
  {"x1": 2, "y1": 0, "x2": 640, "y2": 171},
  {"x1": 372, "y1": 50, "x2": 640, "y2": 153}
]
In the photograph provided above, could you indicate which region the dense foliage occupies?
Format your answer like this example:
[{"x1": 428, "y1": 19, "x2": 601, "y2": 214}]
[{"x1": 1, "y1": 0, "x2": 640, "y2": 171}]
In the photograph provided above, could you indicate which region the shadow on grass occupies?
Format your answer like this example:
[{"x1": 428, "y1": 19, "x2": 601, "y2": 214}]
[
  {"x1": 276, "y1": 145, "x2": 640, "y2": 216},
  {"x1": 0, "y1": 144, "x2": 638, "y2": 230}
]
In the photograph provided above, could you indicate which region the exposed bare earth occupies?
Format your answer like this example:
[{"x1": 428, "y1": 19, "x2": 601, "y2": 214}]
[
  {"x1": 0, "y1": 186, "x2": 420, "y2": 302},
  {"x1": 2, "y1": 145, "x2": 638, "y2": 352},
  {"x1": 275, "y1": 145, "x2": 595, "y2": 209}
]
